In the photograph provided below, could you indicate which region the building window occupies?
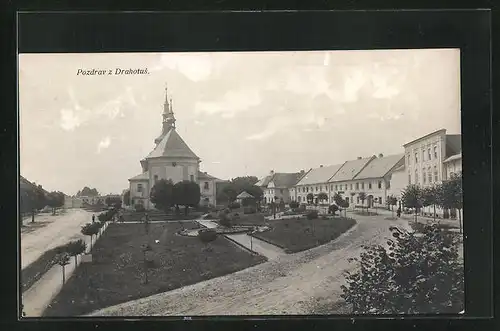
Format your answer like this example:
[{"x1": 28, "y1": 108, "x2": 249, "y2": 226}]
[
  {"x1": 298, "y1": 196, "x2": 301, "y2": 202},
  {"x1": 361, "y1": 182, "x2": 365, "y2": 189},
  {"x1": 434, "y1": 146, "x2": 438, "y2": 158},
  {"x1": 137, "y1": 184, "x2": 143, "y2": 192},
  {"x1": 350, "y1": 183, "x2": 353, "y2": 190},
  {"x1": 331, "y1": 185, "x2": 333, "y2": 191},
  {"x1": 423, "y1": 170, "x2": 427, "y2": 184},
  {"x1": 378, "y1": 181, "x2": 382, "y2": 189},
  {"x1": 415, "y1": 153, "x2": 418, "y2": 163},
  {"x1": 190, "y1": 175, "x2": 194, "y2": 182},
  {"x1": 368, "y1": 182, "x2": 372, "y2": 189},
  {"x1": 434, "y1": 165, "x2": 438, "y2": 182},
  {"x1": 335, "y1": 185, "x2": 338, "y2": 191},
  {"x1": 415, "y1": 170, "x2": 419, "y2": 184},
  {"x1": 357, "y1": 197, "x2": 360, "y2": 203},
  {"x1": 428, "y1": 170, "x2": 432, "y2": 183},
  {"x1": 280, "y1": 189, "x2": 284, "y2": 194},
  {"x1": 356, "y1": 183, "x2": 359, "y2": 190},
  {"x1": 408, "y1": 174, "x2": 411, "y2": 184},
  {"x1": 346, "y1": 197, "x2": 350, "y2": 203},
  {"x1": 379, "y1": 197, "x2": 383, "y2": 204},
  {"x1": 154, "y1": 175, "x2": 158, "y2": 183},
  {"x1": 422, "y1": 150, "x2": 425, "y2": 162},
  {"x1": 204, "y1": 182, "x2": 209, "y2": 190},
  {"x1": 345, "y1": 184, "x2": 348, "y2": 190},
  {"x1": 428, "y1": 148, "x2": 432, "y2": 160}
]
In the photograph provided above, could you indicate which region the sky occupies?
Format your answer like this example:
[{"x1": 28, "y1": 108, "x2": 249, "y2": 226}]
[{"x1": 19, "y1": 49, "x2": 461, "y2": 196}]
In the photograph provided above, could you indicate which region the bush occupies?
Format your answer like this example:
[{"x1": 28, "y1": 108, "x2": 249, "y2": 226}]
[
  {"x1": 306, "y1": 210, "x2": 318, "y2": 220},
  {"x1": 228, "y1": 202, "x2": 241, "y2": 209},
  {"x1": 243, "y1": 207, "x2": 256, "y2": 214},
  {"x1": 340, "y1": 225, "x2": 464, "y2": 314},
  {"x1": 289, "y1": 201, "x2": 300, "y2": 209},
  {"x1": 134, "y1": 204, "x2": 145, "y2": 212},
  {"x1": 219, "y1": 213, "x2": 232, "y2": 227},
  {"x1": 328, "y1": 204, "x2": 339, "y2": 215},
  {"x1": 198, "y1": 228, "x2": 217, "y2": 243}
]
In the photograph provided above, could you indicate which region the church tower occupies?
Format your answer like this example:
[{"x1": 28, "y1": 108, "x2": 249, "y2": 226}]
[{"x1": 155, "y1": 85, "x2": 176, "y2": 145}]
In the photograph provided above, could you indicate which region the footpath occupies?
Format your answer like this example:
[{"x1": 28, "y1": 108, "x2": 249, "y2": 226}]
[{"x1": 22, "y1": 221, "x2": 111, "y2": 317}]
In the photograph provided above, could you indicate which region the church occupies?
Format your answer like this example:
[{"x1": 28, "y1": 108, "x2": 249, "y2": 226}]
[{"x1": 127, "y1": 86, "x2": 223, "y2": 210}]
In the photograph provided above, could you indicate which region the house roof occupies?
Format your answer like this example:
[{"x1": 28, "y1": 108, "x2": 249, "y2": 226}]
[
  {"x1": 255, "y1": 175, "x2": 273, "y2": 187},
  {"x1": 296, "y1": 164, "x2": 343, "y2": 185},
  {"x1": 354, "y1": 154, "x2": 405, "y2": 180},
  {"x1": 328, "y1": 157, "x2": 374, "y2": 182},
  {"x1": 198, "y1": 171, "x2": 223, "y2": 181},
  {"x1": 403, "y1": 129, "x2": 446, "y2": 147},
  {"x1": 270, "y1": 172, "x2": 303, "y2": 188},
  {"x1": 443, "y1": 153, "x2": 462, "y2": 163},
  {"x1": 237, "y1": 191, "x2": 254, "y2": 199},
  {"x1": 128, "y1": 171, "x2": 149, "y2": 181},
  {"x1": 146, "y1": 128, "x2": 199, "y2": 159}
]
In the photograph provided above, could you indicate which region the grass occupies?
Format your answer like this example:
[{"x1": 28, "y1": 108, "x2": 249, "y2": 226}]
[
  {"x1": 252, "y1": 217, "x2": 356, "y2": 253},
  {"x1": 43, "y1": 221, "x2": 266, "y2": 317},
  {"x1": 21, "y1": 244, "x2": 68, "y2": 293}
]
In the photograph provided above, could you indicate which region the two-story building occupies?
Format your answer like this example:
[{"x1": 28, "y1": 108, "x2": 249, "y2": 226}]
[{"x1": 257, "y1": 170, "x2": 304, "y2": 204}]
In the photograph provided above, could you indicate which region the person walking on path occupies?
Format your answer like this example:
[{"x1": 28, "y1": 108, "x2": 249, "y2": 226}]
[
  {"x1": 396, "y1": 207, "x2": 401, "y2": 218},
  {"x1": 92, "y1": 214, "x2": 95, "y2": 223}
]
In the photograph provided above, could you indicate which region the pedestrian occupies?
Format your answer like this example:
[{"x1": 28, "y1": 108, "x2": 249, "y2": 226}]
[
  {"x1": 396, "y1": 207, "x2": 401, "y2": 218},
  {"x1": 92, "y1": 214, "x2": 95, "y2": 223}
]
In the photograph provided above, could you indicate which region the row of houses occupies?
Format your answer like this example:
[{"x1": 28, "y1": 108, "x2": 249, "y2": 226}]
[{"x1": 256, "y1": 129, "x2": 462, "y2": 210}]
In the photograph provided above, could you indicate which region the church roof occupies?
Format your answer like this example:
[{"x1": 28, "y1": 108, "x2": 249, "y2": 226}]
[
  {"x1": 129, "y1": 171, "x2": 149, "y2": 181},
  {"x1": 146, "y1": 128, "x2": 199, "y2": 159}
]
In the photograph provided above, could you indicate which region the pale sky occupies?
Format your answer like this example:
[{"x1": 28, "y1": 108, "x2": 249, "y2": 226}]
[{"x1": 19, "y1": 49, "x2": 461, "y2": 196}]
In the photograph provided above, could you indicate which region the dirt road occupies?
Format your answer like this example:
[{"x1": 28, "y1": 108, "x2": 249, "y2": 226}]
[
  {"x1": 89, "y1": 213, "x2": 410, "y2": 316},
  {"x1": 21, "y1": 209, "x2": 95, "y2": 269}
]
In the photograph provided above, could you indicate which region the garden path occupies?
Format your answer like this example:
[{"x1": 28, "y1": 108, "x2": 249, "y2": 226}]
[
  {"x1": 196, "y1": 219, "x2": 286, "y2": 260},
  {"x1": 89, "y1": 213, "x2": 411, "y2": 316}
]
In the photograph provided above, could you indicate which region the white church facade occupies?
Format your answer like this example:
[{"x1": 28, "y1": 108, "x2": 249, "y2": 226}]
[{"x1": 127, "y1": 87, "x2": 222, "y2": 210}]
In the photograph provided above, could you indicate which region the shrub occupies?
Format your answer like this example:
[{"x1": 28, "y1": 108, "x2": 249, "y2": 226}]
[
  {"x1": 340, "y1": 225, "x2": 464, "y2": 314},
  {"x1": 228, "y1": 202, "x2": 241, "y2": 209},
  {"x1": 289, "y1": 201, "x2": 300, "y2": 209},
  {"x1": 134, "y1": 204, "x2": 145, "y2": 212},
  {"x1": 306, "y1": 210, "x2": 318, "y2": 220},
  {"x1": 328, "y1": 204, "x2": 339, "y2": 215},
  {"x1": 198, "y1": 228, "x2": 217, "y2": 243},
  {"x1": 219, "y1": 213, "x2": 232, "y2": 227},
  {"x1": 243, "y1": 207, "x2": 256, "y2": 214}
]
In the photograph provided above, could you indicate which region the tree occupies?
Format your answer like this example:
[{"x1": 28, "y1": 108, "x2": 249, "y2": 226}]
[
  {"x1": 422, "y1": 186, "x2": 440, "y2": 222},
  {"x1": 387, "y1": 195, "x2": 398, "y2": 218},
  {"x1": 401, "y1": 185, "x2": 423, "y2": 223},
  {"x1": 333, "y1": 193, "x2": 348, "y2": 217},
  {"x1": 105, "y1": 196, "x2": 122, "y2": 207},
  {"x1": 198, "y1": 228, "x2": 218, "y2": 253},
  {"x1": 317, "y1": 192, "x2": 328, "y2": 204},
  {"x1": 438, "y1": 172, "x2": 463, "y2": 233},
  {"x1": 55, "y1": 252, "x2": 71, "y2": 284},
  {"x1": 172, "y1": 181, "x2": 201, "y2": 217},
  {"x1": 150, "y1": 179, "x2": 174, "y2": 212},
  {"x1": 306, "y1": 193, "x2": 314, "y2": 204},
  {"x1": 81, "y1": 222, "x2": 100, "y2": 251},
  {"x1": 289, "y1": 201, "x2": 299, "y2": 210},
  {"x1": 65, "y1": 239, "x2": 87, "y2": 266},
  {"x1": 358, "y1": 192, "x2": 367, "y2": 214},
  {"x1": 77, "y1": 187, "x2": 99, "y2": 197},
  {"x1": 340, "y1": 225, "x2": 463, "y2": 314},
  {"x1": 46, "y1": 191, "x2": 65, "y2": 215},
  {"x1": 123, "y1": 190, "x2": 131, "y2": 206}
]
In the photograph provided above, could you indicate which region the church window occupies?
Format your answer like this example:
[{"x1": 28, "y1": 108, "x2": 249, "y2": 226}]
[
  {"x1": 368, "y1": 182, "x2": 372, "y2": 189},
  {"x1": 190, "y1": 175, "x2": 194, "y2": 182},
  {"x1": 204, "y1": 182, "x2": 209, "y2": 190},
  {"x1": 137, "y1": 184, "x2": 143, "y2": 192}
]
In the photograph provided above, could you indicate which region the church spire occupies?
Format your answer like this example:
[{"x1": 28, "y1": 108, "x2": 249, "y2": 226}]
[{"x1": 162, "y1": 84, "x2": 176, "y2": 133}]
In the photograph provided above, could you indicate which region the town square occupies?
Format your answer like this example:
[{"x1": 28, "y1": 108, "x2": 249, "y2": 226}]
[{"x1": 19, "y1": 49, "x2": 463, "y2": 317}]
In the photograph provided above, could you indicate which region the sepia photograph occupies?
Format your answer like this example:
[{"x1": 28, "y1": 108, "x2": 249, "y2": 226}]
[{"x1": 19, "y1": 49, "x2": 464, "y2": 317}]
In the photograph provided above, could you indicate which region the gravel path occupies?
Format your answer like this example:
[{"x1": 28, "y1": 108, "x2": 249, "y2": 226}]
[{"x1": 89, "y1": 213, "x2": 410, "y2": 316}]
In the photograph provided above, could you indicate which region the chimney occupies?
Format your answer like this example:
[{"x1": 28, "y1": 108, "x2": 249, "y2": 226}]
[
  {"x1": 300, "y1": 170, "x2": 305, "y2": 174},
  {"x1": 378, "y1": 153, "x2": 384, "y2": 158},
  {"x1": 357, "y1": 156, "x2": 362, "y2": 160},
  {"x1": 320, "y1": 165, "x2": 323, "y2": 168}
]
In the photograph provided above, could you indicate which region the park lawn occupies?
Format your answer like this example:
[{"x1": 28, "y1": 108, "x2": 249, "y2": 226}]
[
  {"x1": 252, "y1": 217, "x2": 356, "y2": 253},
  {"x1": 43, "y1": 222, "x2": 266, "y2": 317}
]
